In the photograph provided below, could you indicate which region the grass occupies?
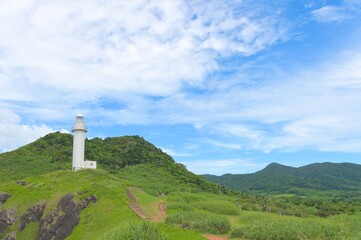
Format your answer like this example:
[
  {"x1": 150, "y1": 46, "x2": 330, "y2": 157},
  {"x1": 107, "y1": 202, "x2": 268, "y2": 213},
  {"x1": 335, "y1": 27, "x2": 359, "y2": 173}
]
[
  {"x1": 132, "y1": 188, "x2": 167, "y2": 222},
  {"x1": 229, "y1": 211, "x2": 361, "y2": 240},
  {"x1": 0, "y1": 169, "x2": 139, "y2": 240},
  {"x1": 0, "y1": 168, "x2": 212, "y2": 240},
  {"x1": 101, "y1": 222, "x2": 168, "y2": 240},
  {"x1": 166, "y1": 211, "x2": 231, "y2": 234}
]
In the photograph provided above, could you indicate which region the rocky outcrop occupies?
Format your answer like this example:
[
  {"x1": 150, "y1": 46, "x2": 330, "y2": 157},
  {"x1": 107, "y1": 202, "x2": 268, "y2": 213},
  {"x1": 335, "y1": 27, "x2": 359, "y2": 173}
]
[
  {"x1": 82, "y1": 194, "x2": 97, "y2": 208},
  {"x1": 36, "y1": 193, "x2": 96, "y2": 240},
  {"x1": 19, "y1": 204, "x2": 46, "y2": 231},
  {"x1": 5, "y1": 235, "x2": 16, "y2": 240},
  {"x1": 16, "y1": 181, "x2": 27, "y2": 186},
  {"x1": 0, "y1": 209, "x2": 16, "y2": 234},
  {"x1": 0, "y1": 193, "x2": 11, "y2": 205}
]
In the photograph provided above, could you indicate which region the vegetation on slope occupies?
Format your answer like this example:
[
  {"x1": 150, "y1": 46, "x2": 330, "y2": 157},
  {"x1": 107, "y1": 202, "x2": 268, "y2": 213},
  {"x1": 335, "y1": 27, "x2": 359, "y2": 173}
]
[
  {"x1": 203, "y1": 162, "x2": 361, "y2": 198},
  {"x1": 0, "y1": 132, "x2": 224, "y2": 194},
  {"x1": 2, "y1": 132, "x2": 361, "y2": 239}
]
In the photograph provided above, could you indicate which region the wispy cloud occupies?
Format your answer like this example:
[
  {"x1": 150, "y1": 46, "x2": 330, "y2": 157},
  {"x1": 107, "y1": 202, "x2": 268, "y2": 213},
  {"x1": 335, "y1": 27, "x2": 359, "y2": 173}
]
[
  {"x1": 160, "y1": 147, "x2": 191, "y2": 157},
  {"x1": 205, "y1": 139, "x2": 242, "y2": 150},
  {"x1": 312, "y1": 5, "x2": 349, "y2": 22},
  {"x1": 311, "y1": 1, "x2": 361, "y2": 23},
  {"x1": 180, "y1": 158, "x2": 266, "y2": 175}
]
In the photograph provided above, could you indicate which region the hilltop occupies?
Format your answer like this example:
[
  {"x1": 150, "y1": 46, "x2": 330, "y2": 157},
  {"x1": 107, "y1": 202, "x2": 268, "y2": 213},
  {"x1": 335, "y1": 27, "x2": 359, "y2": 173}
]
[
  {"x1": 203, "y1": 162, "x2": 361, "y2": 198},
  {"x1": 0, "y1": 132, "x2": 222, "y2": 194}
]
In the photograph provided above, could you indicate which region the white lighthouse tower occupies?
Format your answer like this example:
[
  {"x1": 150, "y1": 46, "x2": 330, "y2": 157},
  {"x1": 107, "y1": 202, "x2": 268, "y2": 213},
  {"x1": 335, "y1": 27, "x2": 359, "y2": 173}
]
[{"x1": 72, "y1": 114, "x2": 96, "y2": 171}]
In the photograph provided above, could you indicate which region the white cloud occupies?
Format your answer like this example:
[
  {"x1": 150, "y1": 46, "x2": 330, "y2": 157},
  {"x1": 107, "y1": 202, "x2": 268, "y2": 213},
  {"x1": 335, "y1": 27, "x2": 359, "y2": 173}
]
[
  {"x1": 0, "y1": 109, "x2": 55, "y2": 152},
  {"x1": 180, "y1": 158, "x2": 266, "y2": 175},
  {"x1": 160, "y1": 147, "x2": 191, "y2": 157},
  {"x1": 0, "y1": 0, "x2": 287, "y2": 103},
  {"x1": 205, "y1": 138, "x2": 242, "y2": 150},
  {"x1": 312, "y1": 5, "x2": 350, "y2": 23}
]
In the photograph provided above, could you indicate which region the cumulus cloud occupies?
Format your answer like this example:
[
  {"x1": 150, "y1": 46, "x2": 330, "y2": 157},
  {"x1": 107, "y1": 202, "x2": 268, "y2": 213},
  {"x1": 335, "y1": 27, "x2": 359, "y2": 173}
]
[
  {"x1": 0, "y1": 109, "x2": 55, "y2": 152},
  {"x1": 1, "y1": 0, "x2": 360, "y2": 156},
  {"x1": 0, "y1": 0, "x2": 287, "y2": 101}
]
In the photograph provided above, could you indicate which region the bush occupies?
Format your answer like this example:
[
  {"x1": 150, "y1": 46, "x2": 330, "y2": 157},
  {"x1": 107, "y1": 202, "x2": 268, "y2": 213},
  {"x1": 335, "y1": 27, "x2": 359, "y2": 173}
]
[
  {"x1": 102, "y1": 222, "x2": 168, "y2": 240},
  {"x1": 165, "y1": 211, "x2": 231, "y2": 234}
]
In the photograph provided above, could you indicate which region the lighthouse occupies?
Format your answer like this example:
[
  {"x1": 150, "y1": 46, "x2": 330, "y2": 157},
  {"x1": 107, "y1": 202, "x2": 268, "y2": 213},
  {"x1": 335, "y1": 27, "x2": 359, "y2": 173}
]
[{"x1": 72, "y1": 114, "x2": 96, "y2": 171}]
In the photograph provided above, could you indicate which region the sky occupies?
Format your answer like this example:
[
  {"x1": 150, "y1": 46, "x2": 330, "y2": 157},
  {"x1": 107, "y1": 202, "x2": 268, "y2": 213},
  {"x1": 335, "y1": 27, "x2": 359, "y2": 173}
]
[{"x1": 1, "y1": 0, "x2": 361, "y2": 175}]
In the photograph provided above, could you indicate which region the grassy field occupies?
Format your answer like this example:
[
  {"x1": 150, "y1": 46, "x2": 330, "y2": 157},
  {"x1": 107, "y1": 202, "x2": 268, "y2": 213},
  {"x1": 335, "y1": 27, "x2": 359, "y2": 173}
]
[{"x1": 2, "y1": 168, "x2": 361, "y2": 239}]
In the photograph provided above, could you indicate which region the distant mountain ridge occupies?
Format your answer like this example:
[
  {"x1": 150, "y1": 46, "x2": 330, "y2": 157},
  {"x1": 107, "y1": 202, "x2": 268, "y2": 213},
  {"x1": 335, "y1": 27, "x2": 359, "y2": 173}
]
[{"x1": 203, "y1": 162, "x2": 361, "y2": 196}]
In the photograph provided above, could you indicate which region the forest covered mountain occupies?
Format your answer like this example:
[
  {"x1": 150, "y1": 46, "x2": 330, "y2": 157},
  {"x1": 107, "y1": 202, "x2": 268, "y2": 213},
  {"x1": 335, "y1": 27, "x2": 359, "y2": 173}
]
[{"x1": 203, "y1": 162, "x2": 361, "y2": 197}]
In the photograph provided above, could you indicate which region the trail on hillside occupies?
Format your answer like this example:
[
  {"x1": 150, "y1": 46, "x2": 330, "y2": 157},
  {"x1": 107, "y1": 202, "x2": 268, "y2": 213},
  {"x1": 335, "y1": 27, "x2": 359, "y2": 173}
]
[
  {"x1": 127, "y1": 188, "x2": 150, "y2": 221},
  {"x1": 127, "y1": 188, "x2": 167, "y2": 222}
]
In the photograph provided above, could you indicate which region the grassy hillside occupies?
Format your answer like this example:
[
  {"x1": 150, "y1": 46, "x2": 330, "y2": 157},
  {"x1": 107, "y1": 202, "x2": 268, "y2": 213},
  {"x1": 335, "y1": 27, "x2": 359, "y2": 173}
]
[
  {"x1": 0, "y1": 169, "x2": 205, "y2": 240},
  {"x1": 0, "y1": 132, "x2": 223, "y2": 194},
  {"x1": 2, "y1": 132, "x2": 361, "y2": 239},
  {"x1": 203, "y1": 162, "x2": 361, "y2": 199}
]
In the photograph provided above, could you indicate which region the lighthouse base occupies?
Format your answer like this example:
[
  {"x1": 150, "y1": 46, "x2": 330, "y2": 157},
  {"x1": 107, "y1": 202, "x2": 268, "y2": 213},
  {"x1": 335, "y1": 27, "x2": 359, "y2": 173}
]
[{"x1": 72, "y1": 160, "x2": 97, "y2": 171}]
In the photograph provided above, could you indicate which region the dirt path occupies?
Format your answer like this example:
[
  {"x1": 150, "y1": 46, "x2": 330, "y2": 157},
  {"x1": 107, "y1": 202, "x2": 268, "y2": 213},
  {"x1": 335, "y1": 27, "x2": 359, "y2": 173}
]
[
  {"x1": 202, "y1": 235, "x2": 229, "y2": 240},
  {"x1": 127, "y1": 188, "x2": 167, "y2": 222},
  {"x1": 127, "y1": 188, "x2": 149, "y2": 220}
]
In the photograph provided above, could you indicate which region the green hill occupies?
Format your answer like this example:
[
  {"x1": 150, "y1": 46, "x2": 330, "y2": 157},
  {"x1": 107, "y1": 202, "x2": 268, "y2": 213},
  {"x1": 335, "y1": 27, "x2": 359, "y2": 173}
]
[
  {"x1": 2, "y1": 132, "x2": 361, "y2": 239},
  {"x1": 0, "y1": 132, "x2": 226, "y2": 239},
  {"x1": 203, "y1": 162, "x2": 361, "y2": 197},
  {"x1": 0, "y1": 132, "x2": 222, "y2": 194}
]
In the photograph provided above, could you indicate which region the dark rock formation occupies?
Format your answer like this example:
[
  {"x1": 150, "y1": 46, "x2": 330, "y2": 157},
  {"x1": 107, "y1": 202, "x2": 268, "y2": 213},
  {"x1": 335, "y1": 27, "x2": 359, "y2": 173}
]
[
  {"x1": 36, "y1": 193, "x2": 96, "y2": 240},
  {"x1": 0, "y1": 209, "x2": 16, "y2": 234},
  {"x1": 0, "y1": 193, "x2": 11, "y2": 205},
  {"x1": 19, "y1": 203, "x2": 46, "y2": 231},
  {"x1": 5, "y1": 235, "x2": 16, "y2": 240}
]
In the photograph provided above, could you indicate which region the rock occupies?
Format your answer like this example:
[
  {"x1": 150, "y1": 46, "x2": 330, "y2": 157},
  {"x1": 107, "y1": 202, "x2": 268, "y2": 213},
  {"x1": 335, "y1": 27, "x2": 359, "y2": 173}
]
[
  {"x1": 0, "y1": 193, "x2": 11, "y2": 205},
  {"x1": 19, "y1": 203, "x2": 46, "y2": 231},
  {"x1": 82, "y1": 194, "x2": 97, "y2": 209},
  {"x1": 36, "y1": 194, "x2": 82, "y2": 240},
  {"x1": 16, "y1": 181, "x2": 27, "y2": 186},
  {"x1": 0, "y1": 209, "x2": 16, "y2": 234},
  {"x1": 5, "y1": 235, "x2": 16, "y2": 240}
]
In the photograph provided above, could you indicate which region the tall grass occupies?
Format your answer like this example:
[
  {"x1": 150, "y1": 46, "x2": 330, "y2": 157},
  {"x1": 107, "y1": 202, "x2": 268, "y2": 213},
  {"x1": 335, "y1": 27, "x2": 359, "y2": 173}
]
[
  {"x1": 191, "y1": 200, "x2": 240, "y2": 215},
  {"x1": 102, "y1": 222, "x2": 168, "y2": 240},
  {"x1": 165, "y1": 211, "x2": 231, "y2": 234},
  {"x1": 231, "y1": 212, "x2": 361, "y2": 240}
]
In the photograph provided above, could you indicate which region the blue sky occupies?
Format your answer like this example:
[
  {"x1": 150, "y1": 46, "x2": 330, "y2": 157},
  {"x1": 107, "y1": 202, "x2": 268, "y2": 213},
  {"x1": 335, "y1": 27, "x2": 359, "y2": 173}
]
[{"x1": 1, "y1": 0, "x2": 361, "y2": 175}]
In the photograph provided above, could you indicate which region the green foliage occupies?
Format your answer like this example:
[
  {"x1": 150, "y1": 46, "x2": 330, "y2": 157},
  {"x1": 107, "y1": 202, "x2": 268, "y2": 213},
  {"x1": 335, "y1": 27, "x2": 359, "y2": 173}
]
[
  {"x1": 165, "y1": 211, "x2": 230, "y2": 234},
  {"x1": 230, "y1": 211, "x2": 361, "y2": 240},
  {"x1": 167, "y1": 192, "x2": 240, "y2": 215},
  {"x1": 204, "y1": 162, "x2": 361, "y2": 195},
  {"x1": 101, "y1": 222, "x2": 168, "y2": 240},
  {"x1": 0, "y1": 132, "x2": 223, "y2": 195},
  {"x1": 192, "y1": 201, "x2": 239, "y2": 215},
  {"x1": 0, "y1": 169, "x2": 139, "y2": 240}
]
